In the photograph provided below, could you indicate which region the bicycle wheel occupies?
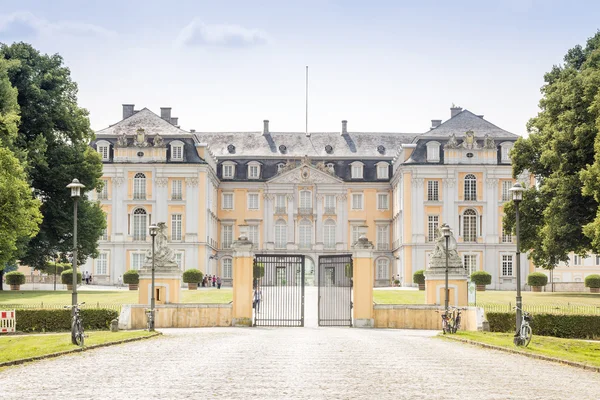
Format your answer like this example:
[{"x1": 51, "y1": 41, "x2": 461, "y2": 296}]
[
  {"x1": 521, "y1": 324, "x2": 532, "y2": 347},
  {"x1": 71, "y1": 318, "x2": 78, "y2": 345},
  {"x1": 74, "y1": 320, "x2": 84, "y2": 347},
  {"x1": 442, "y1": 318, "x2": 448, "y2": 334}
]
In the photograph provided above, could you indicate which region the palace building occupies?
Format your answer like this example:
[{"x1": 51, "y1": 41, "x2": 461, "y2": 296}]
[{"x1": 84, "y1": 104, "x2": 528, "y2": 289}]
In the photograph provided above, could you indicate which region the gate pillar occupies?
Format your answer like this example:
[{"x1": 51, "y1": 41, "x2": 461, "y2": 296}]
[
  {"x1": 352, "y1": 235, "x2": 374, "y2": 328},
  {"x1": 231, "y1": 235, "x2": 254, "y2": 327}
]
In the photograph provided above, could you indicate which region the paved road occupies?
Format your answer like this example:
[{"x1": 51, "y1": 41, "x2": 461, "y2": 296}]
[{"x1": 1, "y1": 327, "x2": 599, "y2": 399}]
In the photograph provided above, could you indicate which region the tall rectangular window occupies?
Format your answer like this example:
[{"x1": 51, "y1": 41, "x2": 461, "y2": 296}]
[
  {"x1": 248, "y1": 193, "x2": 259, "y2": 210},
  {"x1": 171, "y1": 179, "x2": 183, "y2": 200},
  {"x1": 133, "y1": 173, "x2": 146, "y2": 200},
  {"x1": 428, "y1": 215, "x2": 439, "y2": 242},
  {"x1": 464, "y1": 254, "x2": 477, "y2": 277},
  {"x1": 501, "y1": 222, "x2": 512, "y2": 243},
  {"x1": 222, "y1": 225, "x2": 233, "y2": 249},
  {"x1": 502, "y1": 255, "x2": 513, "y2": 276},
  {"x1": 573, "y1": 255, "x2": 581, "y2": 265},
  {"x1": 248, "y1": 225, "x2": 259, "y2": 248},
  {"x1": 464, "y1": 174, "x2": 477, "y2": 201},
  {"x1": 377, "y1": 225, "x2": 389, "y2": 250},
  {"x1": 223, "y1": 193, "x2": 233, "y2": 210},
  {"x1": 174, "y1": 253, "x2": 183, "y2": 269},
  {"x1": 222, "y1": 258, "x2": 232, "y2": 279},
  {"x1": 324, "y1": 195, "x2": 336, "y2": 214},
  {"x1": 323, "y1": 220, "x2": 336, "y2": 249},
  {"x1": 299, "y1": 220, "x2": 312, "y2": 249},
  {"x1": 223, "y1": 164, "x2": 234, "y2": 179},
  {"x1": 377, "y1": 193, "x2": 389, "y2": 210},
  {"x1": 300, "y1": 191, "x2": 312, "y2": 208},
  {"x1": 502, "y1": 180, "x2": 513, "y2": 202},
  {"x1": 98, "y1": 145, "x2": 109, "y2": 160},
  {"x1": 171, "y1": 214, "x2": 182, "y2": 241},
  {"x1": 172, "y1": 145, "x2": 183, "y2": 160},
  {"x1": 131, "y1": 253, "x2": 144, "y2": 270},
  {"x1": 351, "y1": 164, "x2": 363, "y2": 179},
  {"x1": 98, "y1": 179, "x2": 109, "y2": 200},
  {"x1": 352, "y1": 193, "x2": 363, "y2": 210},
  {"x1": 248, "y1": 165, "x2": 259, "y2": 179},
  {"x1": 376, "y1": 259, "x2": 389, "y2": 280},
  {"x1": 96, "y1": 253, "x2": 108, "y2": 275},
  {"x1": 351, "y1": 225, "x2": 361, "y2": 245},
  {"x1": 427, "y1": 180, "x2": 439, "y2": 201},
  {"x1": 276, "y1": 195, "x2": 287, "y2": 214},
  {"x1": 101, "y1": 214, "x2": 108, "y2": 241},
  {"x1": 377, "y1": 164, "x2": 389, "y2": 179},
  {"x1": 275, "y1": 220, "x2": 287, "y2": 249}
]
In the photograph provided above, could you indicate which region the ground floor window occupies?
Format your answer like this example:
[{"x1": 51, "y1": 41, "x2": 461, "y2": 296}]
[{"x1": 501, "y1": 255, "x2": 513, "y2": 276}]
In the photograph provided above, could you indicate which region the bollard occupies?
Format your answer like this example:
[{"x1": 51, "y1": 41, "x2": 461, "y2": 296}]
[{"x1": 110, "y1": 319, "x2": 119, "y2": 332}]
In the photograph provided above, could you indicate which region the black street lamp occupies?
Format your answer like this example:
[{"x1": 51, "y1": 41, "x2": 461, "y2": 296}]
[
  {"x1": 509, "y1": 182, "x2": 524, "y2": 340},
  {"x1": 66, "y1": 178, "x2": 84, "y2": 325},
  {"x1": 149, "y1": 224, "x2": 158, "y2": 331},
  {"x1": 441, "y1": 223, "x2": 451, "y2": 312}
]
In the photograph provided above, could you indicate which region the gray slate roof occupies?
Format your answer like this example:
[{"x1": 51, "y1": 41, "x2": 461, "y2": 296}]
[
  {"x1": 96, "y1": 108, "x2": 192, "y2": 137},
  {"x1": 415, "y1": 110, "x2": 519, "y2": 141}
]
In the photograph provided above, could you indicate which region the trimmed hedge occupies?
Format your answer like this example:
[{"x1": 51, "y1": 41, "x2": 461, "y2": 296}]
[
  {"x1": 470, "y1": 271, "x2": 492, "y2": 285},
  {"x1": 183, "y1": 268, "x2": 203, "y2": 283},
  {"x1": 585, "y1": 274, "x2": 600, "y2": 288},
  {"x1": 61, "y1": 269, "x2": 82, "y2": 285},
  {"x1": 527, "y1": 272, "x2": 548, "y2": 287},
  {"x1": 123, "y1": 269, "x2": 139, "y2": 284},
  {"x1": 15, "y1": 309, "x2": 119, "y2": 333},
  {"x1": 5, "y1": 271, "x2": 26, "y2": 285},
  {"x1": 413, "y1": 270, "x2": 425, "y2": 285},
  {"x1": 487, "y1": 312, "x2": 600, "y2": 339}
]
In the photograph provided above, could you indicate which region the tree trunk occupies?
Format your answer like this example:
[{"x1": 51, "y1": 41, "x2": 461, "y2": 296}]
[{"x1": 0, "y1": 269, "x2": 4, "y2": 291}]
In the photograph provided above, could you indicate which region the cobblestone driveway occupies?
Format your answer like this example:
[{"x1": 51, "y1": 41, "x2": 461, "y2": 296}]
[{"x1": 1, "y1": 327, "x2": 598, "y2": 399}]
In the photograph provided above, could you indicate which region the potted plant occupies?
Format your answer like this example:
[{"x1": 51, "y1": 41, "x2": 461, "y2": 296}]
[
  {"x1": 527, "y1": 272, "x2": 548, "y2": 292},
  {"x1": 183, "y1": 269, "x2": 203, "y2": 290},
  {"x1": 394, "y1": 279, "x2": 400, "y2": 287},
  {"x1": 585, "y1": 274, "x2": 600, "y2": 293},
  {"x1": 253, "y1": 262, "x2": 265, "y2": 288},
  {"x1": 61, "y1": 269, "x2": 82, "y2": 290},
  {"x1": 471, "y1": 271, "x2": 492, "y2": 291},
  {"x1": 123, "y1": 269, "x2": 139, "y2": 290},
  {"x1": 5, "y1": 271, "x2": 25, "y2": 291},
  {"x1": 413, "y1": 270, "x2": 425, "y2": 290}
]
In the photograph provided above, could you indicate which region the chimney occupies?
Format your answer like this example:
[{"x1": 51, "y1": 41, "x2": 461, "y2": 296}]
[
  {"x1": 341, "y1": 120, "x2": 348, "y2": 135},
  {"x1": 450, "y1": 106, "x2": 463, "y2": 118},
  {"x1": 431, "y1": 119, "x2": 442, "y2": 129},
  {"x1": 122, "y1": 104, "x2": 135, "y2": 120},
  {"x1": 190, "y1": 129, "x2": 196, "y2": 133},
  {"x1": 160, "y1": 107, "x2": 172, "y2": 122},
  {"x1": 170, "y1": 117, "x2": 178, "y2": 126},
  {"x1": 263, "y1": 120, "x2": 269, "y2": 135}
]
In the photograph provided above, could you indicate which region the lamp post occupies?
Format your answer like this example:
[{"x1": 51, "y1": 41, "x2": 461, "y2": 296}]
[
  {"x1": 148, "y1": 224, "x2": 158, "y2": 331},
  {"x1": 441, "y1": 223, "x2": 451, "y2": 311},
  {"x1": 509, "y1": 182, "x2": 524, "y2": 339},
  {"x1": 66, "y1": 179, "x2": 85, "y2": 315}
]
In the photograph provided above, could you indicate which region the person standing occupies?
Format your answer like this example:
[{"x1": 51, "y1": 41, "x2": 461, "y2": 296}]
[
  {"x1": 217, "y1": 276, "x2": 221, "y2": 289},
  {"x1": 212, "y1": 275, "x2": 216, "y2": 287},
  {"x1": 253, "y1": 287, "x2": 262, "y2": 313}
]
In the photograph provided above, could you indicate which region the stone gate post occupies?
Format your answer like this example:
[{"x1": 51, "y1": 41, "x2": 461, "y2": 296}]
[
  {"x1": 231, "y1": 234, "x2": 254, "y2": 327},
  {"x1": 352, "y1": 235, "x2": 374, "y2": 328}
]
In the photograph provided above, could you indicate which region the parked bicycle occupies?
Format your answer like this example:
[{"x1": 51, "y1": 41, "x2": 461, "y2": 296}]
[
  {"x1": 64, "y1": 302, "x2": 85, "y2": 347},
  {"x1": 513, "y1": 306, "x2": 533, "y2": 347},
  {"x1": 437, "y1": 306, "x2": 466, "y2": 334},
  {"x1": 145, "y1": 308, "x2": 155, "y2": 331}
]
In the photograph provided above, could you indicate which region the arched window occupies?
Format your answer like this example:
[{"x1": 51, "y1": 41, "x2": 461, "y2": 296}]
[
  {"x1": 462, "y1": 209, "x2": 477, "y2": 242},
  {"x1": 323, "y1": 219, "x2": 336, "y2": 249},
  {"x1": 426, "y1": 141, "x2": 440, "y2": 162},
  {"x1": 222, "y1": 258, "x2": 233, "y2": 279},
  {"x1": 133, "y1": 208, "x2": 147, "y2": 241},
  {"x1": 500, "y1": 142, "x2": 513, "y2": 162},
  {"x1": 96, "y1": 140, "x2": 110, "y2": 161},
  {"x1": 275, "y1": 219, "x2": 287, "y2": 249},
  {"x1": 299, "y1": 219, "x2": 312, "y2": 249},
  {"x1": 376, "y1": 258, "x2": 390, "y2": 280},
  {"x1": 133, "y1": 173, "x2": 146, "y2": 200},
  {"x1": 170, "y1": 140, "x2": 184, "y2": 161},
  {"x1": 464, "y1": 174, "x2": 477, "y2": 201}
]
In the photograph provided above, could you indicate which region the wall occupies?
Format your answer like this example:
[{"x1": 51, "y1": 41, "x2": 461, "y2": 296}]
[
  {"x1": 541, "y1": 282, "x2": 586, "y2": 292},
  {"x1": 373, "y1": 304, "x2": 481, "y2": 330},
  {"x1": 121, "y1": 303, "x2": 232, "y2": 329}
]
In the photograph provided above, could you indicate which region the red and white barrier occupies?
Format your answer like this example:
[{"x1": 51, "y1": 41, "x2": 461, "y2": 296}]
[{"x1": 1, "y1": 310, "x2": 15, "y2": 333}]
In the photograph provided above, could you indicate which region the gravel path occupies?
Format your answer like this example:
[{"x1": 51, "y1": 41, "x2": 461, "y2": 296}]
[{"x1": 1, "y1": 327, "x2": 598, "y2": 399}]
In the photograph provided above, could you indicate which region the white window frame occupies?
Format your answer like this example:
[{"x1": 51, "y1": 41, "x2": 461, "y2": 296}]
[
  {"x1": 171, "y1": 179, "x2": 183, "y2": 200},
  {"x1": 501, "y1": 180, "x2": 513, "y2": 202},
  {"x1": 300, "y1": 190, "x2": 312, "y2": 209},
  {"x1": 133, "y1": 173, "x2": 146, "y2": 200},
  {"x1": 464, "y1": 174, "x2": 477, "y2": 201},
  {"x1": 426, "y1": 141, "x2": 441, "y2": 162},
  {"x1": 275, "y1": 194, "x2": 287, "y2": 214},
  {"x1": 573, "y1": 254, "x2": 581, "y2": 266},
  {"x1": 501, "y1": 142, "x2": 513, "y2": 162},
  {"x1": 222, "y1": 193, "x2": 234, "y2": 210},
  {"x1": 247, "y1": 193, "x2": 260, "y2": 210},
  {"x1": 463, "y1": 254, "x2": 478, "y2": 277},
  {"x1": 501, "y1": 254, "x2": 513, "y2": 276},
  {"x1": 174, "y1": 252, "x2": 184, "y2": 270},
  {"x1": 351, "y1": 193, "x2": 363, "y2": 210},
  {"x1": 95, "y1": 252, "x2": 108, "y2": 275},
  {"x1": 97, "y1": 140, "x2": 110, "y2": 161},
  {"x1": 299, "y1": 219, "x2": 312, "y2": 249},
  {"x1": 427, "y1": 215, "x2": 439, "y2": 242},
  {"x1": 462, "y1": 209, "x2": 477, "y2": 242},
  {"x1": 171, "y1": 214, "x2": 182, "y2": 241},
  {"x1": 98, "y1": 179, "x2": 109, "y2": 200},
  {"x1": 248, "y1": 225, "x2": 259, "y2": 248},
  {"x1": 275, "y1": 219, "x2": 287, "y2": 249},
  {"x1": 323, "y1": 219, "x2": 336, "y2": 249},
  {"x1": 170, "y1": 140, "x2": 184, "y2": 161},
  {"x1": 376, "y1": 258, "x2": 390, "y2": 280},
  {"x1": 222, "y1": 258, "x2": 233, "y2": 279},
  {"x1": 247, "y1": 162, "x2": 261, "y2": 179},
  {"x1": 351, "y1": 225, "x2": 361, "y2": 246},
  {"x1": 132, "y1": 208, "x2": 147, "y2": 241},
  {"x1": 222, "y1": 225, "x2": 233, "y2": 249},
  {"x1": 377, "y1": 225, "x2": 389, "y2": 250},
  {"x1": 222, "y1": 162, "x2": 236, "y2": 179},
  {"x1": 377, "y1": 193, "x2": 389, "y2": 210},
  {"x1": 350, "y1": 162, "x2": 364, "y2": 179},
  {"x1": 131, "y1": 252, "x2": 145, "y2": 271},
  {"x1": 101, "y1": 214, "x2": 108, "y2": 241},
  {"x1": 427, "y1": 180, "x2": 439, "y2": 201},
  {"x1": 501, "y1": 220, "x2": 512, "y2": 243},
  {"x1": 376, "y1": 162, "x2": 389, "y2": 179},
  {"x1": 324, "y1": 195, "x2": 336, "y2": 214}
]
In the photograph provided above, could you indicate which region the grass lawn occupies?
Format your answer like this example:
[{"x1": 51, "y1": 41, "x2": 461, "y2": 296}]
[
  {"x1": 446, "y1": 331, "x2": 600, "y2": 368},
  {"x1": 0, "y1": 330, "x2": 155, "y2": 364},
  {"x1": 0, "y1": 288, "x2": 233, "y2": 307}
]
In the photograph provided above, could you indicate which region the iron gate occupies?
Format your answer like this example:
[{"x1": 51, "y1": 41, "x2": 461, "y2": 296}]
[
  {"x1": 253, "y1": 254, "x2": 305, "y2": 327},
  {"x1": 318, "y1": 254, "x2": 353, "y2": 326}
]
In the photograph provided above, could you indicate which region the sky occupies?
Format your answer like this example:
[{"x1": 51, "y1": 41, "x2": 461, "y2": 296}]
[{"x1": 0, "y1": 0, "x2": 599, "y2": 135}]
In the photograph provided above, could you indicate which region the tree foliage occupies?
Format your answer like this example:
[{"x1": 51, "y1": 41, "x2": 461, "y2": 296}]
[
  {"x1": 506, "y1": 31, "x2": 600, "y2": 268},
  {"x1": 0, "y1": 42, "x2": 105, "y2": 269}
]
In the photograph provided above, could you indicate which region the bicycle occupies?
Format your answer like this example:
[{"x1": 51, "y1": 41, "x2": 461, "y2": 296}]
[
  {"x1": 437, "y1": 306, "x2": 466, "y2": 334},
  {"x1": 64, "y1": 302, "x2": 85, "y2": 347},
  {"x1": 513, "y1": 306, "x2": 533, "y2": 347},
  {"x1": 145, "y1": 308, "x2": 155, "y2": 331}
]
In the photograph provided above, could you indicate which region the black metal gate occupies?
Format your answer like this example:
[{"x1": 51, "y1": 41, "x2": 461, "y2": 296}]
[
  {"x1": 318, "y1": 254, "x2": 353, "y2": 327},
  {"x1": 253, "y1": 254, "x2": 305, "y2": 327}
]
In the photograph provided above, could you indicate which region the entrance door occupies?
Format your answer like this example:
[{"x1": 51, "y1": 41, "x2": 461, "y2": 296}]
[
  {"x1": 318, "y1": 254, "x2": 353, "y2": 326},
  {"x1": 253, "y1": 254, "x2": 305, "y2": 327}
]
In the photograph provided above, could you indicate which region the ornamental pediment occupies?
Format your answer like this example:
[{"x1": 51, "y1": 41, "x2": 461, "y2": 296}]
[{"x1": 267, "y1": 158, "x2": 343, "y2": 185}]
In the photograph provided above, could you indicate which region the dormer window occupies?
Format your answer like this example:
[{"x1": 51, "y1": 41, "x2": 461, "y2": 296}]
[
  {"x1": 170, "y1": 140, "x2": 184, "y2": 161},
  {"x1": 351, "y1": 161, "x2": 364, "y2": 179},
  {"x1": 247, "y1": 161, "x2": 261, "y2": 179},
  {"x1": 376, "y1": 162, "x2": 389, "y2": 179},
  {"x1": 500, "y1": 142, "x2": 513, "y2": 163},
  {"x1": 426, "y1": 141, "x2": 441, "y2": 162},
  {"x1": 97, "y1": 141, "x2": 110, "y2": 161},
  {"x1": 222, "y1": 162, "x2": 236, "y2": 179}
]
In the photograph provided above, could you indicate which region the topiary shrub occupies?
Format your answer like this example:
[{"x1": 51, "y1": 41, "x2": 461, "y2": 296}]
[
  {"x1": 123, "y1": 269, "x2": 139, "y2": 284},
  {"x1": 585, "y1": 274, "x2": 600, "y2": 288},
  {"x1": 5, "y1": 271, "x2": 26, "y2": 286},
  {"x1": 413, "y1": 270, "x2": 425, "y2": 284},
  {"x1": 527, "y1": 272, "x2": 548, "y2": 287},
  {"x1": 183, "y1": 268, "x2": 203, "y2": 283},
  {"x1": 471, "y1": 271, "x2": 492, "y2": 286},
  {"x1": 15, "y1": 308, "x2": 119, "y2": 333},
  {"x1": 61, "y1": 269, "x2": 82, "y2": 285}
]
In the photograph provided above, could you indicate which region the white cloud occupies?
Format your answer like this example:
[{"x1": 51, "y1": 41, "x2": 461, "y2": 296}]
[
  {"x1": 176, "y1": 19, "x2": 268, "y2": 48},
  {"x1": 0, "y1": 11, "x2": 116, "y2": 38}
]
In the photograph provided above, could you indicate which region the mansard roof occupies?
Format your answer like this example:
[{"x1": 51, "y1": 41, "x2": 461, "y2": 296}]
[
  {"x1": 415, "y1": 110, "x2": 519, "y2": 141},
  {"x1": 96, "y1": 108, "x2": 192, "y2": 137}
]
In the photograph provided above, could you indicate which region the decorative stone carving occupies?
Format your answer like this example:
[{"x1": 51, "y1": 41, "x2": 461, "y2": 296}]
[
  {"x1": 143, "y1": 222, "x2": 177, "y2": 268},
  {"x1": 428, "y1": 225, "x2": 464, "y2": 269},
  {"x1": 442, "y1": 178, "x2": 456, "y2": 188},
  {"x1": 113, "y1": 177, "x2": 125, "y2": 186},
  {"x1": 461, "y1": 130, "x2": 479, "y2": 150},
  {"x1": 336, "y1": 194, "x2": 347, "y2": 201},
  {"x1": 186, "y1": 177, "x2": 199, "y2": 187},
  {"x1": 262, "y1": 193, "x2": 274, "y2": 200},
  {"x1": 270, "y1": 165, "x2": 341, "y2": 185},
  {"x1": 315, "y1": 161, "x2": 335, "y2": 176},
  {"x1": 302, "y1": 154, "x2": 311, "y2": 166},
  {"x1": 281, "y1": 159, "x2": 297, "y2": 173},
  {"x1": 486, "y1": 178, "x2": 498, "y2": 188},
  {"x1": 445, "y1": 134, "x2": 460, "y2": 149},
  {"x1": 155, "y1": 177, "x2": 168, "y2": 187},
  {"x1": 135, "y1": 128, "x2": 150, "y2": 147},
  {"x1": 483, "y1": 134, "x2": 495, "y2": 149},
  {"x1": 116, "y1": 134, "x2": 128, "y2": 148},
  {"x1": 153, "y1": 134, "x2": 164, "y2": 147}
]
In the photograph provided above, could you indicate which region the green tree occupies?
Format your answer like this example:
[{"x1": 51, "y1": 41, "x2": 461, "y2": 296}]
[
  {"x1": 506, "y1": 31, "x2": 600, "y2": 268},
  {"x1": 0, "y1": 42, "x2": 105, "y2": 269}
]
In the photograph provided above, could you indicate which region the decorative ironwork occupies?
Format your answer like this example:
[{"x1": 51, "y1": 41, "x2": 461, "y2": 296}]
[
  {"x1": 253, "y1": 254, "x2": 305, "y2": 327},
  {"x1": 298, "y1": 207, "x2": 313, "y2": 215},
  {"x1": 318, "y1": 254, "x2": 353, "y2": 327}
]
